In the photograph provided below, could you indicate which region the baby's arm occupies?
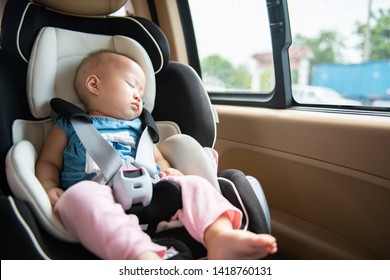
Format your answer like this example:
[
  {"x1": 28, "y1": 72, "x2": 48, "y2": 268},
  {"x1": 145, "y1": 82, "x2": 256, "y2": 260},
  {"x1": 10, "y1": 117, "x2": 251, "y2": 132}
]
[
  {"x1": 153, "y1": 145, "x2": 183, "y2": 177},
  {"x1": 35, "y1": 124, "x2": 68, "y2": 207}
]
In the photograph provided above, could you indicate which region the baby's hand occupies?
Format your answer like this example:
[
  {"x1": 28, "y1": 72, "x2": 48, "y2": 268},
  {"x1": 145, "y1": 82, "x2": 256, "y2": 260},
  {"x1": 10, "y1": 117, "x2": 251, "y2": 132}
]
[
  {"x1": 136, "y1": 251, "x2": 163, "y2": 260},
  {"x1": 46, "y1": 187, "x2": 64, "y2": 208},
  {"x1": 159, "y1": 168, "x2": 183, "y2": 178}
]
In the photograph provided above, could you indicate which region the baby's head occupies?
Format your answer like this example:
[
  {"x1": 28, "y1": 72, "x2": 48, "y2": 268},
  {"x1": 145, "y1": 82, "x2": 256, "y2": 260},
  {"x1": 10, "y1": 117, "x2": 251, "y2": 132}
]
[{"x1": 74, "y1": 50, "x2": 146, "y2": 120}]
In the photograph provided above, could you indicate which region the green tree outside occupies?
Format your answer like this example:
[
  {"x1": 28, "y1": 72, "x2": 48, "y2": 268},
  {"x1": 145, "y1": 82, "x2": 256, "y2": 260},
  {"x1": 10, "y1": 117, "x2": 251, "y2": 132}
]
[
  {"x1": 292, "y1": 7, "x2": 390, "y2": 65},
  {"x1": 357, "y1": 8, "x2": 390, "y2": 61},
  {"x1": 292, "y1": 30, "x2": 345, "y2": 65},
  {"x1": 201, "y1": 55, "x2": 251, "y2": 90}
]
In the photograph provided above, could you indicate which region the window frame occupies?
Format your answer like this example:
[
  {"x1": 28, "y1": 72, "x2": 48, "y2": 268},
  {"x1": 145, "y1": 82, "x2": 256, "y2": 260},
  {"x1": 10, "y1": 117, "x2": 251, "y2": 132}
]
[
  {"x1": 178, "y1": 0, "x2": 390, "y2": 114},
  {"x1": 179, "y1": 0, "x2": 292, "y2": 109}
]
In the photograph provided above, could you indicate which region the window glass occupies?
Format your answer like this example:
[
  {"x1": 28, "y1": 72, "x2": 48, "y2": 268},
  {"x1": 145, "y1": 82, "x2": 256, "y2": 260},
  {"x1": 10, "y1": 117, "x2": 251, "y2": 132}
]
[
  {"x1": 188, "y1": 0, "x2": 274, "y2": 94},
  {"x1": 288, "y1": 0, "x2": 390, "y2": 108}
]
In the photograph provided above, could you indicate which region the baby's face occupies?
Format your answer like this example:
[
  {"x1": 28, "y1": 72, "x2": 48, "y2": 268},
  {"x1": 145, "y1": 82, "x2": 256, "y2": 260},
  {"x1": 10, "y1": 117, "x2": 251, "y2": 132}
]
[{"x1": 97, "y1": 54, "x2": 146, "y2": 120}]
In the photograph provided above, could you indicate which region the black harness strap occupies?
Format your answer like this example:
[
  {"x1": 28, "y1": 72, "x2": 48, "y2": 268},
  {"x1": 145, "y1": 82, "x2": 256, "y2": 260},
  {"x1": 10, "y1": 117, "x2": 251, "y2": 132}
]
[{"x1": 140, "y1": 109, "x2": 159, "y2": 143}]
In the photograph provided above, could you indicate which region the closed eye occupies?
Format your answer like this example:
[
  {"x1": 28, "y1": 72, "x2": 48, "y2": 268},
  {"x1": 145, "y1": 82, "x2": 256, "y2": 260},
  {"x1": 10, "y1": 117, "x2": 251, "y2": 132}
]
[
  {"x1": 127, "y1": 81, "x2": 143, "y2": 96},
  {"x1": 126, "y1": 81, "x2": 136, "y2": 88}
]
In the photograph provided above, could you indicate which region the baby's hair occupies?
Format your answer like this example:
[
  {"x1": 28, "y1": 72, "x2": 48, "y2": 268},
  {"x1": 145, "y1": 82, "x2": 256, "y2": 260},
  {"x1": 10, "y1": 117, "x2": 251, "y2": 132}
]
[
  {"x1": 74, "y1": 49, "x2": 135, "y2": 100},
  {"x1": 74, "y1": 49, "x2": 127, "y2": 87}
]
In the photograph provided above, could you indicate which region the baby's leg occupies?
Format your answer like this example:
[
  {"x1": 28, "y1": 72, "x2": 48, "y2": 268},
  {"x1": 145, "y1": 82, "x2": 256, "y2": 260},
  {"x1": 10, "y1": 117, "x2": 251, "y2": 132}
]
[
  {"x1": 166, "y1": 175, "x2": 242, "y2": 244},
  {"x1": 55, "y1": 181, "x2": 165, "y2": 260},
  {"x1": 204, "y1": 213, "x2": 277, "y2": 260},
  {"x1": 167, "y1": 175, "x2": 277, "y2": 259}
]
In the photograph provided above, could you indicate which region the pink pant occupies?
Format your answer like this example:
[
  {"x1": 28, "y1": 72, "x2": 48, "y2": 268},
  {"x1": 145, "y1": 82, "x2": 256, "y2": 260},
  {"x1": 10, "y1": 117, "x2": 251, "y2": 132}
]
[{"x1": 54, "y1": 175, "x2": 241, "y2": 259}]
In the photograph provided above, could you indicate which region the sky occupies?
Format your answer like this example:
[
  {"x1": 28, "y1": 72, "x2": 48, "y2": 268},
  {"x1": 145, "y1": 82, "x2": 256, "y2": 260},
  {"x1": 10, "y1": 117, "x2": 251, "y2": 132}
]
[
  {"x1": 189, "y1": 0, "x2": 390, "y2": 65},
  {"x1": 189, "y1": 0, "x2": 271, "y2": 66}
]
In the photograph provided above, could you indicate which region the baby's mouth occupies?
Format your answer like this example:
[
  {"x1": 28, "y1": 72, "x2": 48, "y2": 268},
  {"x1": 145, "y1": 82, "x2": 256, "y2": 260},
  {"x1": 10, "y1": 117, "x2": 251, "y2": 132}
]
[{"x1": 131, "y1": 102, "x2": 140, "y2": 111}]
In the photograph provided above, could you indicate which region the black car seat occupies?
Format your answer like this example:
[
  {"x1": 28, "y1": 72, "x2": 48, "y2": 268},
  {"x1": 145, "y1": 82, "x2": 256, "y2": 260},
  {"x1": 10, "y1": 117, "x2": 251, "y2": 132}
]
[{"x1": 0, "y1": 0, "x2": 271, "y2": 259}]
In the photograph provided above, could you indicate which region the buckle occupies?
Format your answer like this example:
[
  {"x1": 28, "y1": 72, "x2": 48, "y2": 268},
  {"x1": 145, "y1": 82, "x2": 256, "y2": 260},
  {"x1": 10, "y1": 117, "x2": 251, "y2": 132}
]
[{"x1": 112, "y1": 167, "x2": 153, "y2": 211}]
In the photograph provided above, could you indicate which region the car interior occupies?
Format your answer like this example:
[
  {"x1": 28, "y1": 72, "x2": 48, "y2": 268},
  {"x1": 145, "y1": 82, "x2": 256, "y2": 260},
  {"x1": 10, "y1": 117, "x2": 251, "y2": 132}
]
[
  {"x1": 0, "y1": 0, "x2": 272, "y2": 260},
  {"x1": 1, "y1": 0, "x2": 389, "y2": 260}
]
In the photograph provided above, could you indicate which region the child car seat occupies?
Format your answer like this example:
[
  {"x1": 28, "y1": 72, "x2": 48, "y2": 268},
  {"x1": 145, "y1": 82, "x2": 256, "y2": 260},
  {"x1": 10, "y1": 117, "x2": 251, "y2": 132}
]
[{"x1": 1, "y1": 0, "x2": 271, "y2": 259}]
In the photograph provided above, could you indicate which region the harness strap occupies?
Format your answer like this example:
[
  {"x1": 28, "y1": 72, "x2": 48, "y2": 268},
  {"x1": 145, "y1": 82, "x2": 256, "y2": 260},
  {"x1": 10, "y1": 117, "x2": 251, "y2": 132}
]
[
  {"x1": 134, "y1": 127, "x2": 160, "y2": 182},
  {"x1": 50, "y1": 98, "x2": 160, "y2": 185},
  {"x1": 140, "y1": 109, "x2": 159, "y2": 143},
  {"x1": 51, "y1": 98, "x2": 183, "y2": 229},
  {"x1": 71, "y1": 115, "x2": 123, "y2": 184}
]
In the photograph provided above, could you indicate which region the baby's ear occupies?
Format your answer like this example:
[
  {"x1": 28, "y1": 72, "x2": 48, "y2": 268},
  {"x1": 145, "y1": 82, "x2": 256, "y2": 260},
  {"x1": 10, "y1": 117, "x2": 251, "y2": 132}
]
[{"x1": 85, "y1": 75, "x2": 100, "y2": 95}]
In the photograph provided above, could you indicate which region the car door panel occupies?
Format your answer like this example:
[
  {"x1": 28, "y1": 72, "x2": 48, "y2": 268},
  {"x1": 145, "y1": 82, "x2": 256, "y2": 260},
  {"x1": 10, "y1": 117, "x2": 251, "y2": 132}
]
[{"x1": 215, "y1": 105, "x2": 390, "y2": 259}]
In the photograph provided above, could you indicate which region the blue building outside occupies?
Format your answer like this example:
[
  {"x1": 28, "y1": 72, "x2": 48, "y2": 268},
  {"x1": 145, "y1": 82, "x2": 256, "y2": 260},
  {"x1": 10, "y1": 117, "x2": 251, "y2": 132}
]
[{"x1": 311, "y1": 60, "x2": 390, "y2": 101}]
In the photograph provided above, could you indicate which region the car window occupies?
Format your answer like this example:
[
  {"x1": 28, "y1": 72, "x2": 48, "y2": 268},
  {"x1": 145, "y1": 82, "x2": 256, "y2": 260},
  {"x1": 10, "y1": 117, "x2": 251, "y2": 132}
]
[
  {"x1": 288, "y1": 0, "x2": 390, "y2": 108},
  {"x1": 188, "y1": 0, "x2": 275, "y2": 95}
]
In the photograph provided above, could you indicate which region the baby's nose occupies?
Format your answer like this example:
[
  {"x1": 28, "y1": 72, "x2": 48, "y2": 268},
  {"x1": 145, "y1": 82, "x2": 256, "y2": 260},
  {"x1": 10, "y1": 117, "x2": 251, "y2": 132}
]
[{"x1": 134, "y1": 92, "x2": 142, "y2": 101}]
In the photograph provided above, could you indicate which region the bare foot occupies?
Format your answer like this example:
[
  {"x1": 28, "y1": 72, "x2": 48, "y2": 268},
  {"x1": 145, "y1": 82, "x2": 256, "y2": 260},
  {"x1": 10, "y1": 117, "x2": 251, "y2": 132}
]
[{"x1": 205, "y1": 214, "x2": 277, "y2": 260}]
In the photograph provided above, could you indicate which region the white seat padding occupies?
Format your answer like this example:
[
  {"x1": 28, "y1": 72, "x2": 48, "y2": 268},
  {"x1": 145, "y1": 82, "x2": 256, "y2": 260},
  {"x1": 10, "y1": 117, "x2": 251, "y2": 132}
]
[{"x1": 6, "y1": 140, "x2": 76, "y2": 241}]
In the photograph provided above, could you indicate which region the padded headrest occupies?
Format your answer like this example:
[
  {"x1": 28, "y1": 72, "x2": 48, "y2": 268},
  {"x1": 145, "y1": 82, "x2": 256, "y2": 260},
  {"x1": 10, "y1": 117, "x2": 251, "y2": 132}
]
[
  {"x1": 1, "y1": 0, "x2": 170, "y2": 73},
  {"x1": 33, "y1": 0, "x2": 127, "y2": 16},
  {"x1": 27, "y1": 27, "x2": 156, "y2": 118}
]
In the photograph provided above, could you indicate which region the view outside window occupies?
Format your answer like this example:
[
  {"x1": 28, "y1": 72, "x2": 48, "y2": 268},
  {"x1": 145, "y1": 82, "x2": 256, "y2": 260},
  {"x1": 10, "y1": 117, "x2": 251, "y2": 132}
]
[
  {"x1": 188, "y1": 0, "x2": 275, "y2": 94},
  {"x1": 288, "y1": 0, "x2": 390, "y2": 107}
]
